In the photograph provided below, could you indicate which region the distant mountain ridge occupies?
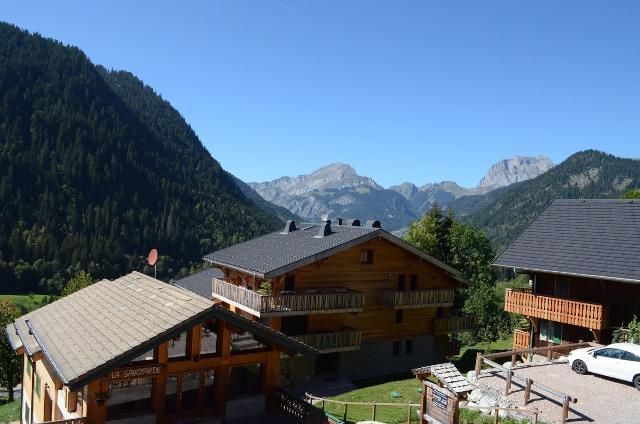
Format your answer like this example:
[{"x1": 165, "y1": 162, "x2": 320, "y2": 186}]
[{"x1": 249, "y1": 156, "x2": 553, "y2": 229}]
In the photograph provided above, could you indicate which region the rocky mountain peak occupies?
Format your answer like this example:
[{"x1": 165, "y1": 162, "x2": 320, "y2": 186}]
[{"x1": 478, "y1": 156, "x2": 554, "y2": 189}]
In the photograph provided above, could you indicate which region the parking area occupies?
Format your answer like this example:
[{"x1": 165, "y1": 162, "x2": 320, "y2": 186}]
[{"x1": 477, "y1": 362, "x2": 640, "y2": 423}]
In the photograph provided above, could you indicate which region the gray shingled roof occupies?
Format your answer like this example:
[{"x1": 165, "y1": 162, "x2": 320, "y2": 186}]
[
  {"x1": 204, "y1": 222, "x2": 468, "y2": 284},
  {"x1": 173, "y1": 268, "x2": 223, "y2": 299},
  {"x1": 6, "y1": 272, "x2": 316, "y2": 390},
  {"x1": 493, "y1": 199, "x2": 640, "y2": 284}
]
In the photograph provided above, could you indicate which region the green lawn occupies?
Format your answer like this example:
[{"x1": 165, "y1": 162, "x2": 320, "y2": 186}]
[
  {"x1": 323, "y1": 336, "x2": 516, "y2": 424},
  {"x1": 0, "y1": 399, "x2": 20, "y2": 424},
  {"x1": 0, "y1": 294, "x2": 49, "y2": 313}
]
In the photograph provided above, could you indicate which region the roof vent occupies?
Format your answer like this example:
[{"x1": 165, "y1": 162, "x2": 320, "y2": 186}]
[
  {"x1": 314, "y1": 220, "x2": 332, "y2": 238},
  {"x1": 366, "y1": 220, "x2": 381, "y2": 228},
  {"x1": 334, "y1": 218, "x2": 343, "y2": 225},
  {"x1": 346, "y1": 219, "x2": 361, "y2": 227},
  {"x1": 281, "y1": 220, "x2": 297, "y2": 234}
]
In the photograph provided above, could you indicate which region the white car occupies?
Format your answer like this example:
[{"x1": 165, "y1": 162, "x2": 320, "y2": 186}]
[{"x1": 568, "y1": 342, "x2": 640, "y2": 390}]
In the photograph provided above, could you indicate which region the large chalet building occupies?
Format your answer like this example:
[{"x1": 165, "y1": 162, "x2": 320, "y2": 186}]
[
  {"x1": 494, "y1": 199, "x2": 640, "y2": 350},
  {"x1": 178, "y1": 218, "x2": 473, "y2": 381}
]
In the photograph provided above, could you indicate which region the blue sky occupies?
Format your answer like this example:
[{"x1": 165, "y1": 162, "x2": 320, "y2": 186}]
[{"x1": 3, "y1": 1, "x2": 640, "y2": 187}]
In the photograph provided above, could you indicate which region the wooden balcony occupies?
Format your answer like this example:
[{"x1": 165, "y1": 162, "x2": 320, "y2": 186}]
[
  {"x1": 380, "y1": 288, "x2": 454, "y2": 309},
  {"x1": 504, "y1": 288, "x2": 608, "y2": 330},
  {"x1": 292, "y1": 328, "x2": 362, "y2": 354},
  {"x1": 434, "y1": 314, "x2": 476, "y2": 335},
  {"x1": 212, "y1": 278, "x2": 364, "y2": 317},
  {"x1": 513, "y1": 328, "x2": 531, "y2": 351}
]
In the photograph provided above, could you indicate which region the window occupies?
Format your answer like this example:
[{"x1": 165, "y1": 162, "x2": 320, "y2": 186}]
[
  {"x1": 410, "y1": 274, "x2": 418, "y2": 291},
  {"x1": 623, "y1": 351, "x2": 640, "y2": 362},
  {"x1": 539, "y1": 319, "x2": 562, "y2": 344},
  {"x1": 284, "y1": 275, "x2": 296, "y2": 292},
  {"x1": 596, "y1": 348, "x2": 625, "y2": 359},
  {"x1": 35, "y1": 373, "x2": 41, "y2": 398},
  {"x1": 360, "y1": 249, "x2": 374, "y2": 265},
  {"x1": 396, "y1": 274, "x2": 405, "y2": 291},
  {"x1": 392, "y1": 341, "x2": 401, "y2": 356},
  {"x1": 394, "y1": 310, "x2": 404, "y2": 324},
  {"x1": 169, "y1": 331, "x2": 188, "y2": 359},
  {"x1": 405, "y1": 339, "x2": 414, "y2": 354}
]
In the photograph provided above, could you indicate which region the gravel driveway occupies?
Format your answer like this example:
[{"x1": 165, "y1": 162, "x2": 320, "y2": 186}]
[{"x1": 476, "y1": 362, "x2": 639, "y2": 423}]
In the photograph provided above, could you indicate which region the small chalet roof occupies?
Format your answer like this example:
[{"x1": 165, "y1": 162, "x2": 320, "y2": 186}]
[
  {"x1": 204, "y1": 221, "x2": 468, "y2": 284},
  {"x1": 174, "y1": 268, "x2": 224, "y2": 299},
  {"x1": 493, "y1": 199, "x2": 640, "y2": 284},
  {"x1": 6, "y1": 272, "x2": 316, "y2": 390}
]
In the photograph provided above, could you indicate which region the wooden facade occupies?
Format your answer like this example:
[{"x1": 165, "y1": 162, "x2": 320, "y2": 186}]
[
  {"x1": 19, "y1": 317, "x2": 286, "y2": 424},
  {"x1": 505, "y1": 272, "x2": 640, "y2": 348},
  {"x1": 216, "y1": 238, "x2": 468, "y2": 344}
]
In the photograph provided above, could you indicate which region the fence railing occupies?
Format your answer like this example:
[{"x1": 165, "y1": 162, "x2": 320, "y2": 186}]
[
  {"x1": 213, "y1": 279, "x2": 364, "y2": 317},
  {"x1": 434, "y1": 314, "x2": 476, "y2": 335},
  {"x1": 504, "y1": 288, "x2": 608, "y2": 330},
  {"x1": 293, "y1": 328, "x2": 362, "y2": 353},
  {"x1": 305, "y1": 392, "x2": 418, "y2": 424},
  {"x1": 380, "y1": 288, "x2": 454, "y2": 309},
  {"x1": 513, "y1": 328, "x2": 531, "y2": 351},
  {"x1": 275, "y1": 387, "x2": 341, "y2": 424}
]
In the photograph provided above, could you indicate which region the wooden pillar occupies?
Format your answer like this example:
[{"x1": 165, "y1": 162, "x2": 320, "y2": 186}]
[
  {"x1": 524, "y1": 378, "x2": 533, "y2": 405},
  {"x1": 217, "y1": 320, "x2": 231, "y2": 358},
  {"x1": 561, "y1": 395, "x2": 570, "y2": 424},
  {"x1": 198, "y1": 370, "x2": 206, "y2": 416},
  {"x1": 153, "y1": 342, "x2": 168, "y2": 424},
  {"x1": 213, "y1": 366, "x2": 229, "y2": 419},
  {"x1": 187, "y1": 324, "x2": 202, "y2": 360},
  {"x1": 504, "y1": 369, "x2": 512, "y2": 395},
  {"x1": 474, "y1": 352, "x2": 482, "y2": 376},
  {"x1": 85, "y1": 378, "x2": 108, "y2": 424},
  {"x1": 261, "y1": 350, "x2": 281, "y2": 410}
]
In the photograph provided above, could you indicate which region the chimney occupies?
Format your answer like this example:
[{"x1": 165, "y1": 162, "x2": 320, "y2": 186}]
[
  {"x1": 366, "y1": 220, "x2": 381, "y2": 228},
  {"x1": 335, "y1": 218, "x2": 343, "y2": 225},
  {"x1": 314, "y1": 220, "x2": 332, "y2": 238},
  {"x1": 280, "y1": 220, "x2": 297, "y2": 234},
  {"x1": 346, "y1": 219, "x2": 361, "y2": 227}
]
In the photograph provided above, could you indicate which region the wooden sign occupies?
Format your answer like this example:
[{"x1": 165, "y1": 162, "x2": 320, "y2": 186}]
[
  {"x1": 421, "y1": 380, "x2": 459, "y2": 424},
  {"x1": 109, "y1": 364, "x2": 164, "y2": 381}
]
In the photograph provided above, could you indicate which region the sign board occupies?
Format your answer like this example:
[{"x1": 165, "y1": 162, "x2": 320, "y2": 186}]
[
  {"x1": 109, "y1": 364, "x2": 164, "y2": 381},
  {"x1": 421, "y1": 380, "x2": 458, "y2": 424}
]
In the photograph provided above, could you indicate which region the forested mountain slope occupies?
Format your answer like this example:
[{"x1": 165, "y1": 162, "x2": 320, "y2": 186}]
[
  {"x1": 0, "y1": 23, "x2": 280, "y2": 293},
  {"x1": 450, "y1": 150, "x2": 640, "y2": 250}
]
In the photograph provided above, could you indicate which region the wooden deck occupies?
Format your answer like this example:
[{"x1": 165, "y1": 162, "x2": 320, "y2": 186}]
[
  {"x1": 504, "y1": 288, "x2": 608, "y2": 330},
  {"x1": 212, "y1": 278, "x2": 364, "y2": 317},
  {"x1": 380, "y1": 288, "x2": 454, "y2": 309},
  {"x1": 292, "y1": 328, "x2": 362, "y2": 354}
]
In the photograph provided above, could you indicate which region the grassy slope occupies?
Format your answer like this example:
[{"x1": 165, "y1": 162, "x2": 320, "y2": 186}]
[
  {"x1": 0, "y1": 294, "x2": 48, "y2": 312},
  {"x1": 325, "y1": 337, "x2": 515, "y2": 424},
  {"x1": 0, "y1": 399, "x2": 20, "y2": 423}
]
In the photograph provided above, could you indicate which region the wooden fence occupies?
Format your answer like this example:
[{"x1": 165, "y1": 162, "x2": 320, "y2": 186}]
[
  {"x1": 381, "y1": 288, "x2": 454, "y2": 309},
  {"x1": 504, "y1": 288, "x2": 607, "y2": 330},
  {"x1": 213, "y1": 278, "x2": 364, "y2": 317},
  {"x1": 305, "y1": 393, "x2": 419, "y2": 424},
  {"x1": 275, "y1": 387, "x2": 341, "y2": 424}
]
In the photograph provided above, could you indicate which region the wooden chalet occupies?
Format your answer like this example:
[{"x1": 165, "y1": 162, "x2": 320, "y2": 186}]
[
  {"x1": 494, "y1": 199, "x2": 640, "y2": 350},
  {"x1": 5, "y1": 272, "x2": 317, "y2": 424},
  {"x1": 178, "y1": 218, "x2": 472, "y2": 382}
]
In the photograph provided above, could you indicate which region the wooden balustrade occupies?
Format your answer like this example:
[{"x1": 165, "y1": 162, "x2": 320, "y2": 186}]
[
  {"x1": 434, "y1": 315, "x2": 476, "y2": 335},
  {"x1": 213, "y1": 279, "x2": 364, "y2": 317},
  {"x1": 513, "y1": 328, "x2": 531, "y2": 351},
  {"x1": 380, "y1": 288, "x2": 454, "y2": 309},
  {"x1": 293, "y1": 328, "x2": 362, "y2": 354},
  {"x1": 504, "y1": 288, "x2": 607, "y2": 330}
]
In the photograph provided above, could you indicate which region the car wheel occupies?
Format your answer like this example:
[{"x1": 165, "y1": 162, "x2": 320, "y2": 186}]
[
  {"x1": 634, "y1": 375, "x2": 640, "y2": 390},
  {"x1": 572, "y1": 359, "x2": 588, "y2": 375}
]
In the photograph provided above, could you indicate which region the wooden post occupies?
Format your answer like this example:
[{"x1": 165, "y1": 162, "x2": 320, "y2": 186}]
[
  {"x1": 547, "y1": 346, "x2": 553, "y2": 361},
  {"x1": 504, "y1": 369, "x2": 512, "y2": 395},
  {"x1": 493, "y1": 408, "x2": 499, "y2": 424},
  {"x1": 85, "y1": 378, "x2": 108, "y2": 424},
  {"x1": 406, "y1": 403, "x2": 411, "y2": 424},
  {"x1": 475, "y1": 352, "x2": 482, "y2": 376},
  {"x1": 213, "y1": 366, "x2": 229, "y2": 419},
  {"x1": 261, "y1": 350, "x2": 281, "y2": 410},
  {"x1": 343, "y1": 402, "x2": 348, "y2": 422},
  {"x1": 371, "y1": 401, "x2": 377, "y2": 420},
  {"x1": 524, "y1": 378, "x2": 533, "y2": 405},
  {"x1": 511, "y1": 354, "x2": 517, "y2": 368},
  {"x1": 153, "y1": 342, "x2": 168, "y2": 423},
  {"x1": 561, "y1": 395, "x2": 570, "y2": 424},
  {"x1": 186, "y1": 323, "x2": 202, "y2": 361}
]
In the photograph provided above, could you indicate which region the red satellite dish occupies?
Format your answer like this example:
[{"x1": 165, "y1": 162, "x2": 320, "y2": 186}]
[{"x1": 148, "y1": 249, "x2": 158, "y2": 266}]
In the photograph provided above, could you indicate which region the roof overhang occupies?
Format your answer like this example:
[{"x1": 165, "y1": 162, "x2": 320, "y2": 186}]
[
  {"x1": 206, "y1": 230, "x2": 469, "y2": 286},
  {"x1": 492, "y1": 263, "x2": 640, "y2": 286}
]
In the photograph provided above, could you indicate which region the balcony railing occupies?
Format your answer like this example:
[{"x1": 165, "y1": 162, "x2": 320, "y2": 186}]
[
  {"x1": 212, "y1": 279, "x2": 364, "y2": 317},
  {"x1": 434, "y1": 314, "x2": 476, "y2": 335},
  {"x1": 504, "y1": 288, "x2": 608, "y2": 330},
  {"x1": 380, "y1": 288, "x2": 454, "y2": 309},
  {"x1": 292, "y1": 328, "x2": 362, "y2": 354},
  {"x1": 513, "y1": 328, "x2": 531, "y2": 351}
]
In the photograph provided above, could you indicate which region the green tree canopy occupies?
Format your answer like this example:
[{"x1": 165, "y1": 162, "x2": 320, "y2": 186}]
[
  {"x1": 63, "y1": 271, "x2": 96, "y2": 296},
  {"x1": 0, "y1": 300, "x2": 21, "y2": 400},
  {"x1": 622, "y1": 189, "x2": 640, "y2": 199}
]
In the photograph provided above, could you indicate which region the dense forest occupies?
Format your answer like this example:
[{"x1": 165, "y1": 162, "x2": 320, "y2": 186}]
[
  {"x1": 0, "y1": 23, "x2": 281, "y2": 294},
  {"x1": 450, "y1": 150, "x2": 640, "y2": 250}
]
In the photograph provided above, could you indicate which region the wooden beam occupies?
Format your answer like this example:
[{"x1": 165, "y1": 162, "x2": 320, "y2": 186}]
[
  {"x1": 153, "y1": 342, "x2": 168, "y2": 424},
  {"x1": 213, "y1": 366, "x2": 229, "y2": 419}
]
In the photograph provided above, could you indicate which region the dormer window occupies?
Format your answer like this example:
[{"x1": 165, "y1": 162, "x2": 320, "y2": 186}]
[{"x1": 360, "y1": 249, "x2": 374, "y2": 265}]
